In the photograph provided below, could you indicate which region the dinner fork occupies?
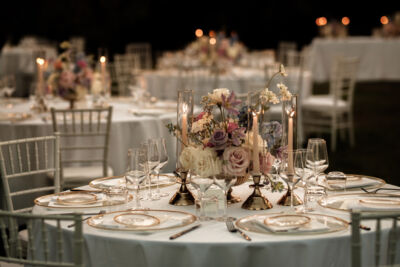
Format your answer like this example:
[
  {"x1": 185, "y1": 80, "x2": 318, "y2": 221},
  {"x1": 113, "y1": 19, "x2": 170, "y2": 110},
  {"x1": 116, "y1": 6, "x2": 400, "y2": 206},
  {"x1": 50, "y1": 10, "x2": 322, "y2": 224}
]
[
  {"x1": 225, "y1": 220, "x2": 251, "y2": 241},
  {"x1": 67, "y1": 210, "x2": 106, "y2": 228}
]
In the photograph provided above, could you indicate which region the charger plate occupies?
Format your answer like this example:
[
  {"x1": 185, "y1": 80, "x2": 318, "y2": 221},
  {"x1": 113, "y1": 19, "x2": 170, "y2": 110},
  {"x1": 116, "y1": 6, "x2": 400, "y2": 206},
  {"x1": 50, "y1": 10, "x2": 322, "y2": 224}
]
[
  {"x1": 89, "y1": 174, "x2": 176, "y2": 190},
  {"x1": 57, "y1": 192, "x2": 97, "y2": 205},
  {"x1": 236, "y1": 213, "x2": 348, "y2": 235},
  {"x1": 324, "y1": 174, "x2": 385, "y2": 191},
  {"x1": 320, "y1": 193, "x2": 400, "y2": 212},
  {"x1": 264, "y1": 215, "x2": 311, "y2": 228},
  {"x1": 87, "y1": 209, "x2": 197, "y2": 232},
  {"x1": 114, "y1": 213, "x2": 160, "y2": 228},
  {"x1": 34, "y1": 192, "x2": 133, "y2": 208}
]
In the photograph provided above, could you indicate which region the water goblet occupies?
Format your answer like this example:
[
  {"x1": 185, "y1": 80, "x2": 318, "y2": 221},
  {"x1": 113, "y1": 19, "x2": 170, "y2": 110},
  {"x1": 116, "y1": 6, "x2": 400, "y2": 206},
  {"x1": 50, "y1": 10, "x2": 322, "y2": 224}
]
[
  {"x1": 213, "y1": 170, "x2": 237, "y2": 222},
  {"x1": 190, "y1": 173, "x2": 214, "y2": 221},
  {"x1": 125, "y1": 148, "x2": 148, "y2": 209},
  {"x1": 306, "y1": 138, "x2": 329, "y2": 182},
  {"x1": 140, "y1": 140, "x2": 160, "y2": 200},
  {"x1": 153, "y1": 137, "x2": 169, "y2": 197}
]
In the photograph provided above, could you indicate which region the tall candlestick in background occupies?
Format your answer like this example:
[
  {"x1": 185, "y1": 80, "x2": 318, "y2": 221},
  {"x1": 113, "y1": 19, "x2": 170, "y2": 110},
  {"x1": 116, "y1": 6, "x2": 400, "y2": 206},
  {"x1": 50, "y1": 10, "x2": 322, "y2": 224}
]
[
  {"x1": 100, "y1": 56, "x2": 107, "y2": 95},
  {"x1": 288, "y1": 110, "x2": 295, "y2": 174},
  {"x1": 252, "y1": 112, "x2": 260, "y2": 174},
  {"x1": 36, "y1": 58, "x2": 45, "y2": 96},
  {"x1": 181, "y1": 103, "x2": 188, "y2": 148}
]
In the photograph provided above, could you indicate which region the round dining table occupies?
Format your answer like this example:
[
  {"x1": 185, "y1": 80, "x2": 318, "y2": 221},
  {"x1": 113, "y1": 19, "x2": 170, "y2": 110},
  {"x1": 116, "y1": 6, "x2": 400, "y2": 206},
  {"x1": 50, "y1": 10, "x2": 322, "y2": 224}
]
[{"x1": 32, "y1": 178, "x2": 400, "y2": 267}]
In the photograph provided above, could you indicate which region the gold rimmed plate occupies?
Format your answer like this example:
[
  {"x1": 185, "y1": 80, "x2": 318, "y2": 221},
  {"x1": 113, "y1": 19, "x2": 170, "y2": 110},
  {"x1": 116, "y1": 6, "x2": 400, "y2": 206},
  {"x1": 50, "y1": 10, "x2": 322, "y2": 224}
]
[
  {"x1": 264, "y1": 214, "x2": 311, "y2": 228},
  {"x1": 89, "y1": 174, "x2": 176, "y2": 190},
  {"x1": 34, "y1": 192, "x2": 133, "y2": 209},
  {"x1": 236, "y1": 213, "x2": 348, "y2": 235},
  {"x1": 87, "y1": 209, "x2": 197, "y2": 232},
  {"x1": 114, "y1": 213, "x2": 160, "y2": 228},
  {"x1": 325, "y1": 174, "x2": 385, "y2": 191},
  {"x1": 319, "y1": 193, "x2": 400, "y2": 212},
  {"x1": 57, "y1": 192, "x2": 97, "y2": 205}
]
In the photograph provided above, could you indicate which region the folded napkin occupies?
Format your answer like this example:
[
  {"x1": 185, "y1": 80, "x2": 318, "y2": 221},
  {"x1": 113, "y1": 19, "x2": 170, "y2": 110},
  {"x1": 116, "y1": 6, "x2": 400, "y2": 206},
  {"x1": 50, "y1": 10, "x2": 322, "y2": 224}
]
[
  {"x1": 328, "y1": 177, "x2": 381, "y2": 190},
  {"x1": 251, "y1": 219, "x2": 330, "y2": 234}
]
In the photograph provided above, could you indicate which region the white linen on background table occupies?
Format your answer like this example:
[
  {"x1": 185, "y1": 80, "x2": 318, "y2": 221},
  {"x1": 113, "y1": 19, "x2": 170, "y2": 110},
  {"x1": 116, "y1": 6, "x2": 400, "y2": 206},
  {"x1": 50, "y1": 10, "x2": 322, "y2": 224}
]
[
  {"x1": 33, "y1": 182, "x2": 400, "y2": 267},
  {"x1": 308, "y1": 37, "x2": 400, "y2": 82}
]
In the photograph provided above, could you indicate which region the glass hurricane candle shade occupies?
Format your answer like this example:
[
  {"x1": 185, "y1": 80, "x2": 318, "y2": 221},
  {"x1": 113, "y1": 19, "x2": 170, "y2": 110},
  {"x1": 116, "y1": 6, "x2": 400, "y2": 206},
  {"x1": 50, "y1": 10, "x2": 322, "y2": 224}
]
[
  {"x1": 281, "y1": 94, "x2": 298, "y2": 151},
  {"x1": 176, "y1": 89, "x2": 194, "y2": 171}
]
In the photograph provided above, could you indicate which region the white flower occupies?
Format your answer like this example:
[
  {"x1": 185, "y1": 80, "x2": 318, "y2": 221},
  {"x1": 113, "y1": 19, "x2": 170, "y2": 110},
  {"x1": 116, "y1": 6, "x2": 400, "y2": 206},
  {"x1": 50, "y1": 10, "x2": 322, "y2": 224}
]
[
  {"x1": 179, "y1": 146, "x2": 197, "y2": 171},
  {"x1": 207, "y1": 88, "x2": 230, "y2": 104},
  {"x1": 279, "y1": 64, "x2": 288, "y2": 77},
  {"x1": 260, "y1": 88, "x2": 280, "y2": 104},
  {"x1": 193, "y1": 147, "x2": 221, "y2": 177},
  {"x1": 277, "y1": 82, "x2": 292, "y2": 101},
  {"x1": 191, "y1": 120, "x2": 205, "y2": 133}
]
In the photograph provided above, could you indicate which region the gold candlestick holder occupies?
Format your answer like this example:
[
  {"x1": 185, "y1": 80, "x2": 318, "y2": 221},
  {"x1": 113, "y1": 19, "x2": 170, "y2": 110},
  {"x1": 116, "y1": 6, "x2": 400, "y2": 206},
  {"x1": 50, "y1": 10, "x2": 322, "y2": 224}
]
[
  {"x1": 277, "y1": 181, "x2": 303, "y2": 206},
  {"x1": 242, "y1": 173, "x2": 273, "y2": 210},
  {"x1": 169, "y1": 170, "x2": 195, "y2": 206}
]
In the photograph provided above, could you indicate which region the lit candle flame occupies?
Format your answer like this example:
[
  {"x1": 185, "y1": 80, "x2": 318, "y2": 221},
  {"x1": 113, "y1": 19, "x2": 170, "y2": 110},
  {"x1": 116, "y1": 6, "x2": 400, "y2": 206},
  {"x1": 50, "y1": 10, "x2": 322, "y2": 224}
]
[
  {"x1": 342, "y1": 17, "x2": 350, "y2": 26},
  {"x1": 380, "y1": 16, "x2": 389, "y2": 25},
  {"x1": 289, "y1": 110, "x2": 295, "y2": 118},
  {"x1": 209, "y1": 37, "x2": 216, "y2": 45},
  {"x1": 36, "y1": 58, "x2": 45, "y2": 66},
  {"x1": 195, "y1": 29, "x2": 203, "y2": 38},
  {"x1": 100, "y1": 56, "x2": 106, "y2": 63}
]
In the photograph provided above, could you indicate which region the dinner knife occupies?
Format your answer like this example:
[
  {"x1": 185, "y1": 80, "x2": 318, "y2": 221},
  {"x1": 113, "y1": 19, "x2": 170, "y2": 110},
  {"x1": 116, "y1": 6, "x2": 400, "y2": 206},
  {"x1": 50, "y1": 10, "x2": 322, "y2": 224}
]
[{"x1": 169, "y1": 224, "x2": 201, "y2": 240}]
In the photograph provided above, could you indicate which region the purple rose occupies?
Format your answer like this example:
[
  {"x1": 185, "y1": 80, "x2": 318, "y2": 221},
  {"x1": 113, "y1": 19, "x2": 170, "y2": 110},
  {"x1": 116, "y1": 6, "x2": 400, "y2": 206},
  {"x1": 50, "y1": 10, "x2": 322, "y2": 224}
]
[
  {"x1": 222, "y1": 147, "x2": 250, "y2": 176},
  {"x1": 209, "y1": 129, "x2": 228, "y2": 150}
]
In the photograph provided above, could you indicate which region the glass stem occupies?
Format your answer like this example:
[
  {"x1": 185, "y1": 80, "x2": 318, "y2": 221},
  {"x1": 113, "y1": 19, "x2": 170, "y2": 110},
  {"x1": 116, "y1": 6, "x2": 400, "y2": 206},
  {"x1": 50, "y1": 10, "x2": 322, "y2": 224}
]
[
  {"x1": 223, "y1": 191, "x2": 228, "y2": 220},
  {"x1": 135, "y1": 185, "x2": 141, "y2": 209},
  {"x1": 148, "y1": 172, "x2": 152, "y2": 199},
  {"x1": 156, "y1": 170, "x2": 160, "y2": 194}
]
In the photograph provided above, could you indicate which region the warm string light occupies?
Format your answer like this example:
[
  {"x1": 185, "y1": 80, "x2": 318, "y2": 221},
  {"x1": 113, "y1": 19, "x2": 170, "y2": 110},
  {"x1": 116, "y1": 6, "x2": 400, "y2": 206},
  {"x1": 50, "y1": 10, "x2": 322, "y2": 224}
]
[
  {"x1": 342, "y1": 17, "x2": 350, "y2": 26},
  {"x1": 381, "y1": 16, "x2": 389, "y2": 25},
  {"x1": 100, "y1": 56, "x2": 106, "y2": 63},
  {"x1": 195, "y1": 29, "x2": 203, "y2": 38},
  {"x1": 316, "y1": 17, "x2": 327, "y2": 26},
  {"x1": 209, "y1": 37, "x2": 216, "y2": 45},
  {"x1": 209, "y1": 30, "x2": 216, "y2": 38}
]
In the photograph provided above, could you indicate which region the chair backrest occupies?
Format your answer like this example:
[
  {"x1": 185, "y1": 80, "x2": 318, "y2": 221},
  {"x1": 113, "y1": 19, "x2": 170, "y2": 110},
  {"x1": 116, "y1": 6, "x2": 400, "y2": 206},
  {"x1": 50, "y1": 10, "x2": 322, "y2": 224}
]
[
  {"x1": 0, "y1": 210, "x2": 83, "y2": 267},
  {"x1": 50, "y1": 107, "x2": 113, "y2": 188},
  {"x1": 329, "y1": 56, "x2": 359, "y2": 108},
  {"x1": 0, "y1": 136, "x2": 60, "y2": 212},
  {"x1": 126, "y1": 43, "x2": 152, "y2": 69},
  {"x1": 113, "y1": 54, "x2": 141, "y2": 95},
  {"x1": 351, "y1": 210, "x2": 400, "y2": 267}
]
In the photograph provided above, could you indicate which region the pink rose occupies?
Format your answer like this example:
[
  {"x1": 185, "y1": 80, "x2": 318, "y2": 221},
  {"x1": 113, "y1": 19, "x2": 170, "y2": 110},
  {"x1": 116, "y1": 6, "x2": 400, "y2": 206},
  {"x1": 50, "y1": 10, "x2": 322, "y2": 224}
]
[
  {"x1": 227, "y1": 122, "x2": 238, "y2": 133},
  {"x1": 195, "y1": 112, "x2": 205, "y2": 121},
  {"x1": 260, "y1": 152, "x2": 275, "y2": 175},
  {"x1": 222, "y1": 146, "x2": 250, "y2": 176}
]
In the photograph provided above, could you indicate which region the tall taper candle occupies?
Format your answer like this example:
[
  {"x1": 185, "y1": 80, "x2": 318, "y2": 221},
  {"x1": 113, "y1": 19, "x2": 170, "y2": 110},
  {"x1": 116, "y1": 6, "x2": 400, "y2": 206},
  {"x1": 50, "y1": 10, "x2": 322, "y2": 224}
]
[
  {"x1": 36, "y1": 58, "x2": 45, "y2": 96},
  {"x1": 252, "y1": 112, "x2": 260, "y2": 174},
  {"x1": 181, "y1": 103, "x2": 188, "y2": 148}
]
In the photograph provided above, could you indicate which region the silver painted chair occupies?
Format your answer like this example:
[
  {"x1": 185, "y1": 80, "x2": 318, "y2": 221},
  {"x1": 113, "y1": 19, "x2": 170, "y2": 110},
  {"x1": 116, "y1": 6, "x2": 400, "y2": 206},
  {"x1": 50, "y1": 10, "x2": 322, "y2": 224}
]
[
  {"x1": 351, "y1": 210, "x2": 400, "y2": 267},
  {"x1": 50, "y1": 107, "x2": 113, "y2": 189},
  {"x1": 126, "y1": 42, "x2": 152, "y2": 70},
  {"x1": 0, "y1": 210, "x2": 83, "y2": 267},
  {"x1": 0, "y1": 135, "x2": 60, "y2": 212},
  {"x1": 302, "y1": 56, "x2": 359, "y2": 151}
]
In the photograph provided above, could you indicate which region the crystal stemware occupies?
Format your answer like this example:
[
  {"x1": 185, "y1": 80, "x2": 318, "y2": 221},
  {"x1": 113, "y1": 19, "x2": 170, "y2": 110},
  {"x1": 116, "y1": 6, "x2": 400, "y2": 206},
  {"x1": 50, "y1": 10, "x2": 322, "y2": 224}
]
[
  {"x1": 190, "y1": 174, "x2": 214, "y2": 221},
  {"x1": 125, "y1": 148, "x2": 148, "y2": 209},
  {"x1": 306, "y1": 138, "x2": 329, "y2": 182},
  {"x1": 213, "y1": 171, "x2": 237, "y2": 222},
  {"x1": 293, "y1": 148, "x2": 313, "y2": 213},
  {"x1": 141, "y1": 140, "x2": 160, "y2": 200},
  {"x1": 153, "y1": 137, "x2": 169, "y2": 197}
]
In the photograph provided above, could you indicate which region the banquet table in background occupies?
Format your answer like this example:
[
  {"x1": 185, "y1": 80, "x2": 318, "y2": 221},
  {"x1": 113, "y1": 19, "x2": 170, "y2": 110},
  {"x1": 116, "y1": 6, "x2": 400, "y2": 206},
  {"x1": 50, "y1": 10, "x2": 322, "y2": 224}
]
[
  {"x1": 140, "y1": 66, "x2": 313, "y2": 105},
  {"x1": 309, "y1": 37, "x2": 400, "y2": 82},
  {"x1": 32, "y1": 181, "x2": 400, "y2": 267}
]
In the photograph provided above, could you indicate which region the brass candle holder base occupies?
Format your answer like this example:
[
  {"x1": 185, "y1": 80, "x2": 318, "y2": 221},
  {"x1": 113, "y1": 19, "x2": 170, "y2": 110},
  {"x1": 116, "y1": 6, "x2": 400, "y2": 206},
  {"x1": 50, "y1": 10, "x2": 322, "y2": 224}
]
[
  {"x1": 242, "y1": 173, "x2": 273, "y2": 210},
  {"x1": 277, "y1": 187, "x2": 303, "y2": 206},
  {"x1": 169, "y1": 170, "x2": 195, "y2": 206},
  {"x1": 227, "y1": 187, "x2": 241, "y2": 204}
]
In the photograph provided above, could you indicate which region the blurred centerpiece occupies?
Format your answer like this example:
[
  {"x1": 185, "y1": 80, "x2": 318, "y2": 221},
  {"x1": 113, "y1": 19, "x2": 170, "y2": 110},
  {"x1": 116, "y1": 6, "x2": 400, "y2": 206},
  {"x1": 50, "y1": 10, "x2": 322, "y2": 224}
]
[{"x1": 46, "y1": 41, "x2": 94, "y2": 108}]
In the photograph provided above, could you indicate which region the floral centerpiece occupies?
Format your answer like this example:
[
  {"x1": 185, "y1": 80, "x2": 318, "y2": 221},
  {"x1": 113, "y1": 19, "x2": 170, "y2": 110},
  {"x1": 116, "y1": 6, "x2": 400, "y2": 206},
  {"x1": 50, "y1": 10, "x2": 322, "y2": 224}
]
[
  {"x1": 167, "y1": 64, "x2": 292, "y2": 194},
  {"x1": 47, "y1": 41, "x2": 94, "y2": 108}
]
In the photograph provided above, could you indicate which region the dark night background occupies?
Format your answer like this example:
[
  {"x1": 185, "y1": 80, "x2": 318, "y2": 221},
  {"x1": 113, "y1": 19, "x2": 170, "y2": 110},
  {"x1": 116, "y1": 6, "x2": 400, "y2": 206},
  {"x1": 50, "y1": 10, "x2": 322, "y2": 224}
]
[{"x1": 1, "y1": 0, "x2": 399, "y2": 58}]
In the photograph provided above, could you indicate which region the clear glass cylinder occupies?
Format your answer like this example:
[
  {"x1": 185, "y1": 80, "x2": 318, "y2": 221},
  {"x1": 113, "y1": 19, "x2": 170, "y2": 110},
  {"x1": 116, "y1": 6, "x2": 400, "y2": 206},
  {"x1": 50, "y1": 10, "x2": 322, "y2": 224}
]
[
  {"x1": 176, "y1": 89, "x2": 194, "y2": 170},
  {"x1": 281, "y1": 94, "x2": 298, "y2": 150}
]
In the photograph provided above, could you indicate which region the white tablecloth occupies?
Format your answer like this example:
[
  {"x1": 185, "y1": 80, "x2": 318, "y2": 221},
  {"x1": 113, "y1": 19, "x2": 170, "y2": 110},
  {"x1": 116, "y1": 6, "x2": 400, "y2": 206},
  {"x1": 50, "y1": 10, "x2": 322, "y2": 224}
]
[
  {"x1": 140, "y1": 66, "x2": 312, "y2": 104},
  {"x1": 309, "y1": 37, "x2": 400, "y2": 82},
  {"x1": 0, "y1": 97, "x2": 177, "y2": 175},
  {"x1": 33, "y1": 182, "x2": 400, "y2": 267}
]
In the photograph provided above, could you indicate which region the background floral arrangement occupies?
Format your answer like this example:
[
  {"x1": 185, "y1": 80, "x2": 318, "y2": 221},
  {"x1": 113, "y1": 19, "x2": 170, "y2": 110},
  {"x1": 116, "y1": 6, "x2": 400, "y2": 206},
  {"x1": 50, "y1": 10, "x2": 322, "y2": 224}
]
[{"x1": 47, "y1": 41, "x2": 94, "y2": 101}]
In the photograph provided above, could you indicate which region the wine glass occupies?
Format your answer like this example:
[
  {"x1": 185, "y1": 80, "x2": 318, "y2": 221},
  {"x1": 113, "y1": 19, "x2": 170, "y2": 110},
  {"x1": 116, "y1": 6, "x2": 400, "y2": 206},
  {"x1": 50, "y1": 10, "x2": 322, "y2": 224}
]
[
  {"x1": 213, "y1": 170, "x2": 237, "y2": 222},
  {"x1": 125, "y1": 148, "x2": 148, "y2": 209},
  {"x1": 293, "y1": 148, "x2": 313, "y2": 213},
  {"x1": 141, "y1": 140, "x2": 160, "y2": 200},
  {"x1": 306, "y1": 138, "x2": 329, "y2": 182},
  {"x1": 153, "y1": 137, "x2": 169, "y2": 197},
  {"x1": 190, "y1": 157, "x2": 215, "y2": 221},
  {"x1": 278, "y1": 150, "x2": 301, "y2": 211}
]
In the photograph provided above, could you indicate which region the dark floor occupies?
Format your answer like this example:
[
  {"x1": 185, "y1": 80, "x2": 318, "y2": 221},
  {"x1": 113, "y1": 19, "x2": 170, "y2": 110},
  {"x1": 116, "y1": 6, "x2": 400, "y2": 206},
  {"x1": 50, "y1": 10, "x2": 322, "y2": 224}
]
[{"x1": 304, "y1": 81, "x2": 400, "y2": 186}]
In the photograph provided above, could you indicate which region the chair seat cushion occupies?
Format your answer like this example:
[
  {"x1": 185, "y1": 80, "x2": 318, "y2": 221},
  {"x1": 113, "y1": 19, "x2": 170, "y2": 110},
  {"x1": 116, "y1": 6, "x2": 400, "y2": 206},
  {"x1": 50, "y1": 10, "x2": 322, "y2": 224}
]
[
  {"x1": 63, "y1": 166, "x2": 114, "y2": 184},
  {"x1": 302, "y1": 95, "x2": 348, "y2": 111}
]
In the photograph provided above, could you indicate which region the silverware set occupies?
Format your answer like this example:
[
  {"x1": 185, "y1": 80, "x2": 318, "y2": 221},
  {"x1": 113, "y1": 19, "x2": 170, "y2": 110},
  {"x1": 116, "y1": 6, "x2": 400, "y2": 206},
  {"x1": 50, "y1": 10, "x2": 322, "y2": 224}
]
[{"x1": 225, "y1": 220, "x2": 251, "y2": 241}]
